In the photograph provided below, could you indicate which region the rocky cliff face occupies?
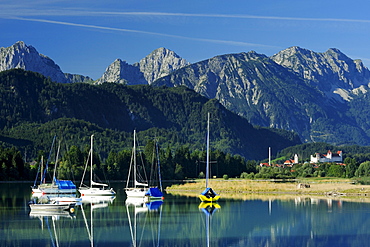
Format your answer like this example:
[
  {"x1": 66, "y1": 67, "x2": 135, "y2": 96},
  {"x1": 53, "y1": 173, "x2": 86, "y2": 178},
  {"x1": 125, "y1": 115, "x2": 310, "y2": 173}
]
[
  {"x1": 95, "y1": 59, "x2": 146, "y2": 85},
  {"x1": 96, "y1": 47, "x2": 189, "y2": 85},
  {"x1": 0, "y1": 41, "x2": 70, "y2": 83},
  {"x1": 154, "y1": 51, "x2": 322, "y2": 130},
  {"x1": 0, "y1": 41, "x2": 93, "y2": 83},
  {"x1": 153, "y1": 49, "x2": 370, "y2": 145},
  {"x1": 271, "y1": 46, "x2": 370, "y2": 101},
  {"x1": 64, "y1": 73, "x2": 93, "y2": 83},
  {"x1": 137, "y1": 47, "x2": 189, "y2": 84}
]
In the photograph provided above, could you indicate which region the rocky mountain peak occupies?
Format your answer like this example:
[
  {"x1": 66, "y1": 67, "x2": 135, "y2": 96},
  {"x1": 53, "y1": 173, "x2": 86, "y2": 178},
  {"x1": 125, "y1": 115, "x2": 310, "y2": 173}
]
[
  {"x1": 97, "y1": 47, "x2": 189, "y2": 85},
  {"x1": 0, "y1": 41, "x2": 93, "y2": 83},
  {"x1": 271, "y1": 46, "x2": 370, "y2": 99},
  {"x1": 96, "y1": 58, "x2": 146, "y2": 85},
  {"x1": 0, "y1": 41, "x2": 69, "y2": 83},
  {"x1": 138, "y1": 47, "x2": 189, "y2": 85}
]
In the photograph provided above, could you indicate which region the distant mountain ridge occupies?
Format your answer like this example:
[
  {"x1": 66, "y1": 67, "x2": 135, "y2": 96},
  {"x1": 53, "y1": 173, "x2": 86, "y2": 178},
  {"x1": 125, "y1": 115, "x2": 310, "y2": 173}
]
[
  {"x1": 0, "y1": 41, "x2": 92, "y2": 83},
  {"x1": 95, "y1": 47, "x2": 189, "y2": 85},
  {"x1": 153, "y1": 50, "x2": 370, "y2": 145},
  {"x1": 2, "y1": 41, "x2": 370, "y2": 146},
  {"x1": 271, "y1": 46, "x2": 370, "y2": 101}
]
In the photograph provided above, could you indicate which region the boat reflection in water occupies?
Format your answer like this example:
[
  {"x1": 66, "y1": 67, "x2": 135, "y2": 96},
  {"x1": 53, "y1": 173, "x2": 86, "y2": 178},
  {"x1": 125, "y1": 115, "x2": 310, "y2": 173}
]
[
  {"x1": 29, "y1": 195, "x2": 77, "y2": 215},
  {"x1": 199, "y1": 202, "x2": 221, "y2": 247},
  {"x1": 80, "y1": 195, "x2": 116, "y2": 247},
  {"x1": 80, "y1": 195, "x2": 116, "y2": 208},
  {"x1": 125, "y1": 197, "x2": 164, "y2": 247},
  {"x1": 29, "y1": 206, "x2": 76, "y2": 247}
]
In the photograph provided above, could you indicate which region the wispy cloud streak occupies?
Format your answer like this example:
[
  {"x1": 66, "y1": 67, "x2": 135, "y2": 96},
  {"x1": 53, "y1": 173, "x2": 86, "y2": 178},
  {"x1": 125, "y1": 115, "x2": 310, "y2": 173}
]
[
  {"x1": 2, "y1": 8, "x2": 370, "y2": 24},
  {"x1": 90, "y1": 11, "x2": 370, "y2": 24},
  {"x1": 8, "y1": 16, "x2": 280, "y2": 48}
]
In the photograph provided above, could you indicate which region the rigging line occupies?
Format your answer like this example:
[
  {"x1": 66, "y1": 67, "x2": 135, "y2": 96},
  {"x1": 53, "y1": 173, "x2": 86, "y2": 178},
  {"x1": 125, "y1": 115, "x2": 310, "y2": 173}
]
[
  {"x1": 156, "y1": 141, "x2": 163, "y2": 192},
  {"x1": 52, "y1": 217, "x2": 60, "y2": 247},
  {"x1": 80, "y1": 204, "x2": 92, "y2": 240},
  {"x1": 126, "y1": 147, "x2": 134, "y2": 188},
  {"x1": 45, "y1": 216, "x2": 56, "y2": 247},
  {"x1": 80, "y1": 149, "x2": 91, "y2": 188},
  {"x1": 33, "y1": 157, "x2": 41, "y2": 187},
  {"x1": 136, "y1": 132, "x2": 149, "y2": 184},
  {"x1": 157, "y1": 205, "x2": 163, "y2": 247},
  {"x1": 52, "y1": 140, "x2": 61, "y2": 184},
  {"x1": 126, "y1": 205, "x2": 135, "y2": 246},
  {"x1": 42, "y1": 135, "x2": 57, "y2": 184}
]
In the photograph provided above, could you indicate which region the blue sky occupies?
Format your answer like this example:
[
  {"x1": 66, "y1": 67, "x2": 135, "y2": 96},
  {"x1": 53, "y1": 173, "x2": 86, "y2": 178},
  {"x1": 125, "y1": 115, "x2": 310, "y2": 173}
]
[{"x1": 1, "y1": 0, "x2": 370, "y2": 80}]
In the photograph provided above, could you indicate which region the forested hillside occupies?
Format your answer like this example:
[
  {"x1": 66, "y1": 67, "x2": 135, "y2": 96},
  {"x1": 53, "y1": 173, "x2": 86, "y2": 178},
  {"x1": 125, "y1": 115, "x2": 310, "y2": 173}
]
[{"x1": 0, "y1": 69, "x2": 301, "y2": 162}]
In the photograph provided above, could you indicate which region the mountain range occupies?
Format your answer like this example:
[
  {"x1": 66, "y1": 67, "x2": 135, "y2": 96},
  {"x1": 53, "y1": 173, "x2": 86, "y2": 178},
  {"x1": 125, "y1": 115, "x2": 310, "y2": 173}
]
[{"x1": 1, "y1": 41, "x2": 370, "y2": 146}]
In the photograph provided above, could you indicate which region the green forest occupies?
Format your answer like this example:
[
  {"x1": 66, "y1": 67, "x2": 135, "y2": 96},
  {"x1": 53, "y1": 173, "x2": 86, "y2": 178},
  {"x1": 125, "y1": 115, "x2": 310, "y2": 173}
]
[
  {"x1": 0, "y1": 139, "x2": 255, "y2": 182},
  {"x1": 3, "y1": 140, "x2": 370, "y2": 183},
  {"x1": 0, "y1": 69, "x2": 300, "y2": 161},
  {"x1": 2, "y1": 69, "x2": 370, "y2": 183}
]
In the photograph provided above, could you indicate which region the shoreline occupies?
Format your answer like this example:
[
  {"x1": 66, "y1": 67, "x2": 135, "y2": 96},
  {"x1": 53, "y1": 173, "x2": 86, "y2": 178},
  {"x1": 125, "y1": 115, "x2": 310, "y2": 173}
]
[{"x1": 165, "y1": 178, "x2": 370, "y2": 202}]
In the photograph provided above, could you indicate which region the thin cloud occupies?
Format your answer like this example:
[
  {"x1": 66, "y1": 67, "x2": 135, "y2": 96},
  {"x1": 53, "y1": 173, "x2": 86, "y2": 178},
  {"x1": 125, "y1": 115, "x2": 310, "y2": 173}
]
[
  {"x1": 2, "y1": 8, "x2": 370, "y2": 24},
  {"x1": 92, "y1": 12, "x2": 370, "y2": 24},
  {"x1": 8, "y1": 16, "x2": 280, "y2": 49}
]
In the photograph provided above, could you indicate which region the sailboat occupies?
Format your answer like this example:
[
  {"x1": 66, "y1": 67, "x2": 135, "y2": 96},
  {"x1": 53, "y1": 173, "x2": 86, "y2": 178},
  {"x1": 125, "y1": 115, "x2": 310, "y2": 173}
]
[
  {"x1": 79, "y1": 134, "x2": 116, "y2": 197},
  {"x1": 199, "y1": 113, "x2": 220, "y2": 202},
  {"x1": 145, "y1": 139, "x2": 164, "y2": 201},
  {"x1": 32, "y1": 136, "x2": 76, "y2": 195},
  {"x1": 32, "y1": 136, "x2": 56, "y2": 194},
  {"x1": 125, "y1": 130, "x2": 149, "y2": 198}
]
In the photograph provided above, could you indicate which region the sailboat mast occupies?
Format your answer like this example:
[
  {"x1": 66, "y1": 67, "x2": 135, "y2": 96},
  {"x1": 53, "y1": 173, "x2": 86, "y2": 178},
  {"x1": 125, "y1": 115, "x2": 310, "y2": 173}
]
[
  {"x1": 52, "y1": 140, "x2": 61, "y2": 184},
  {"x1": 133, "y1": 130, "x2": 137, "y2": 188},
  {"x1": 42, "y1": 135, "x2": 56, "y2": 184},
  {"x1": 206, "y1": 112, "x2": 210, "y2": 188},
  {"x1": 40, "y1": 156, "x2": 43, "y2": 185},
  {"x1": 156, "y1": 141, "x2": 163, "y2": 192},
  {"x1": 90, "y1": 134, "x2": 94, "y2": 187}
]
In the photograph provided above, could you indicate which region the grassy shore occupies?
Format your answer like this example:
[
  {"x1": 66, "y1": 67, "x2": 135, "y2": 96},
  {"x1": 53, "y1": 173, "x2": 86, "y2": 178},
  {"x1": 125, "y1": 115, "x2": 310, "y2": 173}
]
[{"x1": 165, "y1": 178, "x2": 370, "y2": 202}]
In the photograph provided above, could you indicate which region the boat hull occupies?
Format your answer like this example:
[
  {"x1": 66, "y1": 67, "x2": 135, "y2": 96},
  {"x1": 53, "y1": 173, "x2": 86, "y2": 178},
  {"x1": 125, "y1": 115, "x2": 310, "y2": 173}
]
[
  {"x1": 51, "y1": 196, "x2": 82, "y2": 203},
  {"x1": 79, "y1": 187, "x2": 116, "y2": 196},
  {"x1": 125, "y1": 188, "x2": 148, "y2": 198},
  {"x1": 198, "y1": 194, "x2": 220, "y2": 202},
  {"x1": 34, "y1": 188, "x2": 76, "y2": 194},
  {"x1": 29, "y1": 202, "x2": 75, "y2": 213},
  {"x1": 32, "y1": 180, "x2": 77, "y2": 194}
]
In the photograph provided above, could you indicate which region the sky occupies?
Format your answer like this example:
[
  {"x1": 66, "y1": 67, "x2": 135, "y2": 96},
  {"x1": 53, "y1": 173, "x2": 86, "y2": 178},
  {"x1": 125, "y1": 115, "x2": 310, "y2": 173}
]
[{"x1": 1, "y1": 0, "x2": 370, "y2": 80}]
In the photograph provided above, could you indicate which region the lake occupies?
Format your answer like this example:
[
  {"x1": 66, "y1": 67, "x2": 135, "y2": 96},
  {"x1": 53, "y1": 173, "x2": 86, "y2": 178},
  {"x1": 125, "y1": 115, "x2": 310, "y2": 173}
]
[{"x1": 1, "y1": 182, "x2": 370, "y2": 246}]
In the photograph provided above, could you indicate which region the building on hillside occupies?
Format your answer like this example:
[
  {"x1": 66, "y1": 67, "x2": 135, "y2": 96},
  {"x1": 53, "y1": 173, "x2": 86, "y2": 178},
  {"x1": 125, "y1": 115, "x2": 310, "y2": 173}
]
[
  {"x1": 284, "y1": 154, "x2": 299, "y2": 166},
  {"x1": 310, "y1": 150, "x2": 342, "y2": 163},
  {"x1": 259, "y1": 162, "x2": 271, "y2": 167}
]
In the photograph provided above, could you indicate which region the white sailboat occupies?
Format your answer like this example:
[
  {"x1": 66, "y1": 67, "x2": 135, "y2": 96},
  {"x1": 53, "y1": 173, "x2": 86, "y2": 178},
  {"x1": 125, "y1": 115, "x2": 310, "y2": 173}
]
[
  {"x1": 199, "y1": 113, "x2": 220, "y2": 202},
  {"x1": 125, "y1": 130, "x2": 149, "y2": 198},
  {"x1": 32, "y1": 136, "x2": 77, "y2": 195},
  {"x1": 79, "y1": 134, "x2": 116, "y2": 197},
  {"x1": 29, "y1": 195, "x2": 76, "y2": 213}
]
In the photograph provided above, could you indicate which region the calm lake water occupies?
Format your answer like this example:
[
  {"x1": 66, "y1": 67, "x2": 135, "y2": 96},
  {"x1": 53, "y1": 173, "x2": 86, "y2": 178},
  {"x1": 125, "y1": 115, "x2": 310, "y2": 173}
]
[{"x1": 1, "y1": 182, "x2": 370, "y2": 247}]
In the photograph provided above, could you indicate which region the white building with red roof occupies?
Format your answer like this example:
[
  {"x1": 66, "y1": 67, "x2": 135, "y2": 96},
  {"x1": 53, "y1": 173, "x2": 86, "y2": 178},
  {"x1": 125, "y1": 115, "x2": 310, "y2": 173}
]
[
  {"x1": 284, "y1": 154, "x2": 299, "y2": 166},
  {"x1": 310, "y1": 150, "x2": 342, "y2": 163}
]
